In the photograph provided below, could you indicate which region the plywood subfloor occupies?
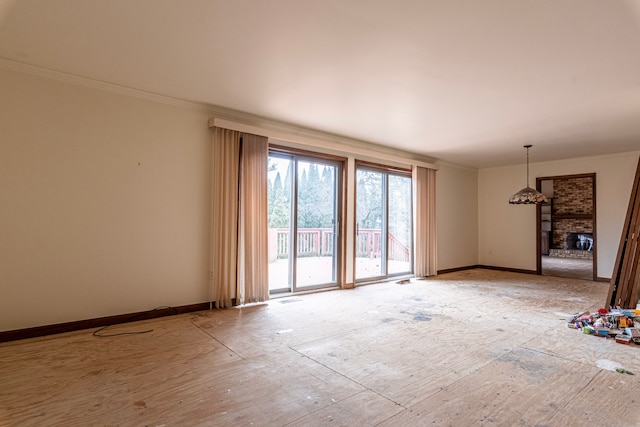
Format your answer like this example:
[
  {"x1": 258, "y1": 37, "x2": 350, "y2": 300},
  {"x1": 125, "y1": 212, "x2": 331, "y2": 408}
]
[{"x1": 1, "y1": 269, "x2": 639, "y2": 426}]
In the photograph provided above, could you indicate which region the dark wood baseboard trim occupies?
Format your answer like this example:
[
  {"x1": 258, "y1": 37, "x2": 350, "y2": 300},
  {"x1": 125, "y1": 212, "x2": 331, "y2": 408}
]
[
  {"x1": 440, "y1": 265, "x2": 610, "y2": 282},
  {"x1": 476, "y1": 265, "x2": 538, "y2": 275},
  {"x1": 0, "y1": 302, "x2": 212, "y2": 343},
  {"x1": 436, "y1": 265, "x2": 481, "y2": 275},
  {"x1": 437, "y1": 265, "x2": 538, "y2": 276}
]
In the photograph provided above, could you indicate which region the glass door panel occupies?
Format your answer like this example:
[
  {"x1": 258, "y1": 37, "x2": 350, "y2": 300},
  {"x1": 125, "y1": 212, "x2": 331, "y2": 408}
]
[
  {"x1": 296, "y1": 160, "x2": 338, "y2": 288},
  {"x1": 355, "y1": 169, "x2": 385, "y2": 280},
  {"x1": 388, "y1": 175, "x2": 412, "y2": 275},
  {"x1": 268, "y1": 154, "x2": 340, "y2": 292},
  {"x1": 268, "y1": 155, "x2": 293, "y2": 292},
  {"x1": 356, "y1": 166, "x2": 413, "y2": 282}
]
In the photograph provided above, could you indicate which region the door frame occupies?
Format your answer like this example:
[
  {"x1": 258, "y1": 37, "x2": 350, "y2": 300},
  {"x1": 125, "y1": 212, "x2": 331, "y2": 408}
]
[{"x1": 536, "y1": 173, "x2": 597, "y2": 280}]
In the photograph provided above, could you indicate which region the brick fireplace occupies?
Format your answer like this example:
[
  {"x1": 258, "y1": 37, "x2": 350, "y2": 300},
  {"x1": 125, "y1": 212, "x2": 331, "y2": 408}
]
[{"x1": 546, "y1": 176, "x2": 594, "y2": 259}]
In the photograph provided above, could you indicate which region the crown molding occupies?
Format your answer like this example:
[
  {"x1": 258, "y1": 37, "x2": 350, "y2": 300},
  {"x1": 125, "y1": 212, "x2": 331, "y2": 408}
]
[{"x1": 0, "y1": 57, "x2": 214, "y2": 113}]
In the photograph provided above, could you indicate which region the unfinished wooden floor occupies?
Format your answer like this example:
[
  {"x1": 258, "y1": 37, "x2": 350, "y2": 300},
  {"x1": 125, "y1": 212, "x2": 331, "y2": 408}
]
[{"x1": 2, "y1": 269, "x2": 639, "y2": 426}]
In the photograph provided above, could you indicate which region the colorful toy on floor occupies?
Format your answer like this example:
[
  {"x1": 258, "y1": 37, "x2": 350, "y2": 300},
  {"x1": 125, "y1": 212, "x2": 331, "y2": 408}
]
[{"x1": 567, "y1": 308, "x2": 639, "y2": 345}]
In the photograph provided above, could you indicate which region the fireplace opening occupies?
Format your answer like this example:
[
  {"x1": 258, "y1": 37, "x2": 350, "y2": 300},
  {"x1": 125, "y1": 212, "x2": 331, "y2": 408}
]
[{"x1": 566, "y1": 232, "x2": 593, "y2": 251}]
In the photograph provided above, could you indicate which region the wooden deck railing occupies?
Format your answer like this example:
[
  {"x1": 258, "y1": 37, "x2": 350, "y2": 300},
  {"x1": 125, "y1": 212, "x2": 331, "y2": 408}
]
[
  {"x1": 275, "y1": 228, "x2": 335, "y2": 258},
  {"x1": 273, "y1": 228, "x2": 409, "y2": 261}
]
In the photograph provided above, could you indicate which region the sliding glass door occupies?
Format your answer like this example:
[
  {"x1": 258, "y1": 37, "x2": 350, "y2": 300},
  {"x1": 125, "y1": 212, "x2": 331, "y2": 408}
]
[
  {"x1": 355, "y1": 169, "x2": 385, "y2": 279},
  {"x1": 356, "y1": 165, "x2": 412, "y2": 281},
  {"x1": 387, "y1": 174, "x2": 413, "y2": 275},
  {"x1": 268, "y1": 153, "x2": 341, "y2": 292}
]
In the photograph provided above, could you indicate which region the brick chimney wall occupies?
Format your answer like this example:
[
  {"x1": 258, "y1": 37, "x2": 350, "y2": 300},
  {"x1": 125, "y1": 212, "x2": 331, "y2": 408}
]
[{"x1": 551, "y1": 177, "x2": 593, "y2": 249}]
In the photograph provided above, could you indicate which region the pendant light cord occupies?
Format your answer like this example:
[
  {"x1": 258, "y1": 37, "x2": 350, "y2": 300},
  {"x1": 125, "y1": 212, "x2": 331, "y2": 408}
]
[
  {"x1": 526, "y1": 146, "x2": 529, "y2": 187},
  {"x1": 524, "y1": 144, "x2": 532, "y2": 187}
]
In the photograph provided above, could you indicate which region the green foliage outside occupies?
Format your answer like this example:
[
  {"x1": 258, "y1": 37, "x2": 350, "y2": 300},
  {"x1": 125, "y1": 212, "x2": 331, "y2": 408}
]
[
  {"x1": 268, "y1": 158, "x2": 412, "y2": 250},
  {"x1": 268, "y1": 157, "x2": 337, "y2": 229}
]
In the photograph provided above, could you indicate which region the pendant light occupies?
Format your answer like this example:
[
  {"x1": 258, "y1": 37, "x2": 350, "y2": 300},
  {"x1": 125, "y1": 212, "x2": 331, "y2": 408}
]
[{"x1": 508, "y1": 145, "x2": 548, "y2": 204}]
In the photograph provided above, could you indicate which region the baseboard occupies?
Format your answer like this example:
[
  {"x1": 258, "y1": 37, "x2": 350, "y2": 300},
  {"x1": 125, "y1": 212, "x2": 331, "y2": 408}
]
[
  {"x1": 437, "y1": 265, "x2": 538, "y2": 275},
  {"x1": 0, "y1": 302, "x2": 211, "y2": 343},
  {"x1": 439, "y1": 264, "x2": 609, "y2": 281},
  {"x1": 436, "y1": 265, "x2": 481, "y2": 275},
  {"x1": 476, "y1": 265, "x2": 538, "y2": 275}
]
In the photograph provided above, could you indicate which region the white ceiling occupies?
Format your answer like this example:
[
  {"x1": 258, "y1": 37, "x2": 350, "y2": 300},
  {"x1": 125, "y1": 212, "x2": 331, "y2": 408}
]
[{"x1": 2, "y1": 0, "x2": 640, "y2": 168}]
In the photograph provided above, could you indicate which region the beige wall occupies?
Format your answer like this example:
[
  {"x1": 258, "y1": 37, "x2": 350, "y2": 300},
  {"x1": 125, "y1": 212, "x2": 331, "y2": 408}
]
[
  {"x1": 435, "y1": 162, "x2": 479, "y2": 270},
  {"x1": 0, "y1": 69, "x2": 212, "y2": 331},
  {"x1": 478, "y1": 152, "x2": 640, "y2": 277}
]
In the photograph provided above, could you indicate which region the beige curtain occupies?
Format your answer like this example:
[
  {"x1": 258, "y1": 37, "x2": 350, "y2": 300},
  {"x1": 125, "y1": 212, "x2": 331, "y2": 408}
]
[
  {"x1": 209, "y1": 127, "x2": 269, "y2": 308},
  {"x1": 414, "y1": 166, "x2": 437, "y2": 277},
  {"x1": 237, "y1": 133, "x2": 269, "y2": 305}
]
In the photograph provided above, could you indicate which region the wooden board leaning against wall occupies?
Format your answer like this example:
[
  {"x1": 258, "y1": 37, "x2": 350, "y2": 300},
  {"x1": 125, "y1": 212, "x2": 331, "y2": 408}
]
[{"x1": 608, "y1": 158, "x2": 640, "y2": 309}]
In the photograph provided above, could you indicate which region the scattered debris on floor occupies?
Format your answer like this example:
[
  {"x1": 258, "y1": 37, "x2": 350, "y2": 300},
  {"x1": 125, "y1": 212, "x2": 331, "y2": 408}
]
[{"x1": 567, "y1": 308, "x2": 640, "y2": 348}]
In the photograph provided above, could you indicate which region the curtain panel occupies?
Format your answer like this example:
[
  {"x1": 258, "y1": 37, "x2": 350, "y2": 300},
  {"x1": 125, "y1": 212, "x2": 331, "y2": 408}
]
[
  {"x1": 414, "y1": 166, "x2": 437, "y2": 277},
  {"x1": 209, "y1": 127, "x2": 269, "y2": 308},
  {"x1": 237, "y1": 133, "x2": 269, "y2": 305}
]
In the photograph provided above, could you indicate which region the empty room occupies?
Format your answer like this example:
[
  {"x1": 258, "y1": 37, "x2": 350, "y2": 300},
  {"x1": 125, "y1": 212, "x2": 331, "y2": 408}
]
[{"x1": 2, "y1": 1, "x2": 640, "y2": 426}]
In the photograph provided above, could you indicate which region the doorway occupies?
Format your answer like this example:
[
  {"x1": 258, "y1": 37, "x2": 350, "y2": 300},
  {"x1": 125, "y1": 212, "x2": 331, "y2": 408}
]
[{"x1": 537, "y1": 174, "x2": 596, "y2": 280}]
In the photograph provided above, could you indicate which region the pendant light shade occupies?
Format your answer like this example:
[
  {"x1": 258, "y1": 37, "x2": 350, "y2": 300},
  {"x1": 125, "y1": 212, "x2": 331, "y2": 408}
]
[{"x1": 508, "y1": 145, "x2": 549, "y2": 205}]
